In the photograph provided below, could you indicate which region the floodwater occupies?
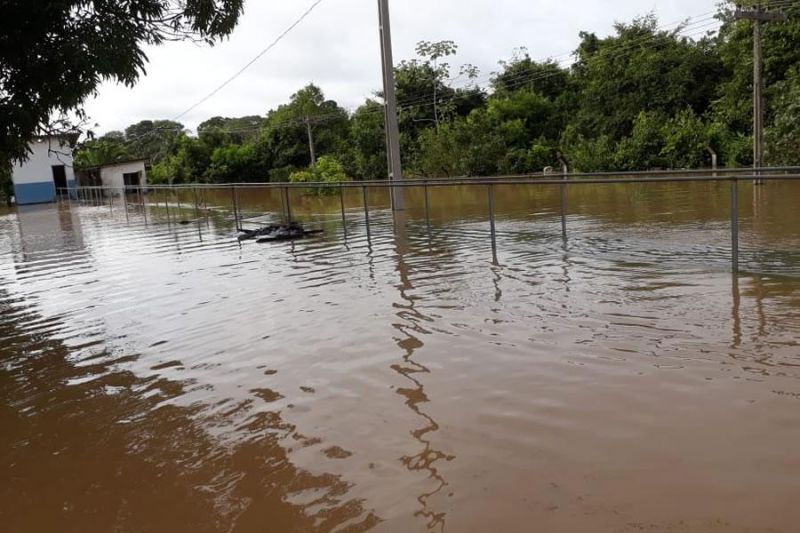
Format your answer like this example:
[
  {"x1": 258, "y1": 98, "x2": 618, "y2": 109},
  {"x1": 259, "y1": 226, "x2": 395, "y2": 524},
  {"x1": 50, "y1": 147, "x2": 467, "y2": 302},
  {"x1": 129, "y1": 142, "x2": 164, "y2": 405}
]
[{"x1": 1, "y1": 181, "x2": 799, "y2": 533}]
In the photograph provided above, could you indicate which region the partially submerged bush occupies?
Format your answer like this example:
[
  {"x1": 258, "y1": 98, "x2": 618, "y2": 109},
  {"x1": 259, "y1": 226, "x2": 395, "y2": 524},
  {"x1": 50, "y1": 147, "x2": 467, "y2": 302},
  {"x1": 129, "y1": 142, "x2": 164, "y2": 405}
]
[{"x1": 289, "y1": 156, "x2": 348, "y2": 195}]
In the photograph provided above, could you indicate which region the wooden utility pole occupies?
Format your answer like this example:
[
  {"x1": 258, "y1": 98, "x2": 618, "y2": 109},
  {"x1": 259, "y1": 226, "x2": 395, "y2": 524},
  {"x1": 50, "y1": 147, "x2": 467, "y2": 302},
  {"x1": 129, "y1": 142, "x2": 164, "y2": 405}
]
[
  {"x1": 377, "y1": 0, "x2": 404, "y2": 210},
  {"x1": 304, "y1": 116, "x2": 316, "y2": 168},
  {"x1": 735, "y1": 2, "x2": 787, "y2": 183}
]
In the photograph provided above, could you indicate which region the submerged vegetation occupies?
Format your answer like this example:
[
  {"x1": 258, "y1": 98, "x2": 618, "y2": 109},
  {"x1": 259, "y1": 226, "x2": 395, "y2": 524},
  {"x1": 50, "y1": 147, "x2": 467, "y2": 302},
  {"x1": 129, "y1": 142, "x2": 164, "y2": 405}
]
[{"x1": 75, "y1": 3, "x2": 800, "y2": 182}]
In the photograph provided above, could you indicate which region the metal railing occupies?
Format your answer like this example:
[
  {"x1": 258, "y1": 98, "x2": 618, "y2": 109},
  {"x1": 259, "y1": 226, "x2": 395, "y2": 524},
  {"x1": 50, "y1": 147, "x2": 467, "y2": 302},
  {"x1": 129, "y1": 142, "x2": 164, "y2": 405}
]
[{"x1": 57, "y1": 167, "x2": 800, "y2": 273}]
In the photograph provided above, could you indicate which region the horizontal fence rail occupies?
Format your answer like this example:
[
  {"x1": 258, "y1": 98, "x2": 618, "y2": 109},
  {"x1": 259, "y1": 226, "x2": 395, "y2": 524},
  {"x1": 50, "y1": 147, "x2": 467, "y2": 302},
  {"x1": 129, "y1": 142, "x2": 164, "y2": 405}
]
[
  {"x1": 56, "y1": 167, "x2": 800, "y2": 274},
  {"x1": 73, "y1": 167, "x2": 800, "y2": 191}
]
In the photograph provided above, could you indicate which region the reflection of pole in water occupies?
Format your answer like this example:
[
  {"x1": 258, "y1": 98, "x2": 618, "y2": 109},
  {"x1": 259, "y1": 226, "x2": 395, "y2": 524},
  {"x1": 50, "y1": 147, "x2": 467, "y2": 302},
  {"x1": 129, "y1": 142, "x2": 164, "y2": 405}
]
[
  {"x1": 363, "y1": 186, "x2": 372, "y2": 247},
  {"x1": 488, "y1": 185, "x2": 498, "y2": 265},
  {"x1": 424, "y1": 184, "x2": 431, "y2": 233},
  {"x1": 752, "y1": 274, "x2": 767, "y2": 338},
  {"x1": 340, "y1": 184, "x2": 348, "y2": 240},
  {"x1": 391, "y1": 216, "x2": 452, "y2": 531},
  {"x1": 731, "y1": 273, "x2": 742, "y2": 347},
  {"x1": 492, "y1": 265, "x2": 503, "y2": 303}
]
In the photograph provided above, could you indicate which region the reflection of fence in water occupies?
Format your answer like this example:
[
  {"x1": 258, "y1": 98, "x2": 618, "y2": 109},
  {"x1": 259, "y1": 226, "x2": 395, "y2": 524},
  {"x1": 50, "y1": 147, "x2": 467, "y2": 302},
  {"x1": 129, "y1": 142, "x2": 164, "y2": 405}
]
[{"x1": 58, "y1": 166, "x2": 800, "y2": 273}]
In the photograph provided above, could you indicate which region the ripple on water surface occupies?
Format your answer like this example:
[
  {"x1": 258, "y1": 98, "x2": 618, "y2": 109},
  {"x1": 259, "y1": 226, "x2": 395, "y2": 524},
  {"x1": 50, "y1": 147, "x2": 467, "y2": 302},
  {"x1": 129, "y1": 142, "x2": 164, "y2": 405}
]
[{"x1": 1, "y1": 183, "x2": 800, "y2": 533}]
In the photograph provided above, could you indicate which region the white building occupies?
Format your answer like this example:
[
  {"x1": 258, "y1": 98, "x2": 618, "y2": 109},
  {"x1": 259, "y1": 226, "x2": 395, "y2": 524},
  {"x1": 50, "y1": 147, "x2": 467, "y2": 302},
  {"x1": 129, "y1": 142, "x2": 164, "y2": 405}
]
[
  {"x1": 78, "y1": 159, "x2": 148, "y2": 196},
  {"x1": 11, "y1": 137, "x2": 77, "y2": 205}
]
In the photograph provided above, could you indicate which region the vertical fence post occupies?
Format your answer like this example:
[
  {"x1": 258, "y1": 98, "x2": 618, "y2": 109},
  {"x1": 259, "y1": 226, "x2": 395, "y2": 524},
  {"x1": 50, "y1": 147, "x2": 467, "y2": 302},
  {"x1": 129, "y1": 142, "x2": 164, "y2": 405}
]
[
  {"x1": 165, "y1": 191, "x2": 171, "y2": 226},
  {"x1": 560, "y1": 166, "x2": 568, "y2": 241},
  {"x1": 340, "y1": 184, "x2": 348, "y2": 239},
  {"x1": 141, "y1": 186, "x2": 148, "y2": 227},
  {"x1": 123, "y1": 187, "x2": 129, "y2": 223},
  {"x1": 109, "y1": 188, "x2": 113, "y2": 215},
  {"x1": 731, "y1": 178, "x2": 740, "y2": 273},
  {"x1": 283, "y1": 186, "x2": 292, "y2": 223},
  {"x1": 193, "y1": 187, "x2": 200, "y2": 221},
  {"x1": 424, "y1": 183, "x2": 431, "y2": 232},
  {"x1": 363, "y1": 186, "x2": 371, "y2": 242},
  {"x1": 488, "y1": 184, "x2": 498, "y2": 265},
  {"x1": 230, "y1": 186, "x2": 237, "y2": 231},
  {"x1": 234, "y1": 186, "x2": 241, "y2": 231}
]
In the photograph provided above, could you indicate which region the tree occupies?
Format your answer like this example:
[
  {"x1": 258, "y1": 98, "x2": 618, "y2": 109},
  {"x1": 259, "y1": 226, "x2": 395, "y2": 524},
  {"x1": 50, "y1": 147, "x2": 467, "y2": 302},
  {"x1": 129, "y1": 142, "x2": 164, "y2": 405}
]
[
  {"x1": 0, "y1": 162, "x2": 11, "y2": 204},
  {"x1": 73, "y1": 132, "x2": 132, "y2": 169},
  {"x1": 350, "y1": 100, "x2": 387, "y2": 180},
  {"x1": 207, "y1": 144, "x2": 264, "y2": 182},
  {"x1": 289, "y1": 155, "x2": 348, "y2": 195},
  {"x1": 415, "y1": 40, "x2": 458, "y2": 130},
  {"x1": 124, "y1": 120, "x2": 186, "y2": 163},
  {"x1": 0, "y1": 0, "x2": 244, "y2": 166},
  {"x1": 572, "y1": 15, "x2": 724, "y2": 141},
  {"x1": 766, "y1": 67, "x2": 800, "y2": 165},
  {"x1": 713, "y1": 1, "x2": 800, "y2": 134},
  {"x1": 255, "y1": 85, "x2": 350, "y2": 178},
  {"x1": 493, "y1": 48, "x2": 570, "y2": 101}
]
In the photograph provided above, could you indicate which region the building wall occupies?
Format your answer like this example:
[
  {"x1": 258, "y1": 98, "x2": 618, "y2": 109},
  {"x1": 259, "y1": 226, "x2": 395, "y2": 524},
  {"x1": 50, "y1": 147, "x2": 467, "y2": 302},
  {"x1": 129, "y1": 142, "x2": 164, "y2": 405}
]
[
  {"x1": 99, "y1": 162, "x2": 148, "y2": 195},
  {"x1": 11, "y1": 139, "x2": 76, "y2": 205}
]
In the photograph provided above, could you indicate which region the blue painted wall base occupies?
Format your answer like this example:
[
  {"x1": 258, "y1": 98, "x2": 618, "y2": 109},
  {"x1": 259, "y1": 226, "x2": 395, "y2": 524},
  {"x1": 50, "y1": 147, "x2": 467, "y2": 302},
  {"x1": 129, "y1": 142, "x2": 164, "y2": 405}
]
[{"x1": 14, "y1": 181, "x2": 56, "y2": 205}]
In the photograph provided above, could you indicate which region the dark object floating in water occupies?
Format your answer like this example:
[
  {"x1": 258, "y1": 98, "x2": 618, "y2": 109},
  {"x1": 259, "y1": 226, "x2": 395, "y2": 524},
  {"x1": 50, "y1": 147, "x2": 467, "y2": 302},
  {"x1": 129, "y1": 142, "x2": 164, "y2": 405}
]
[{"x1": 238, "y1": 223, "x2": 323, "y2": 243}]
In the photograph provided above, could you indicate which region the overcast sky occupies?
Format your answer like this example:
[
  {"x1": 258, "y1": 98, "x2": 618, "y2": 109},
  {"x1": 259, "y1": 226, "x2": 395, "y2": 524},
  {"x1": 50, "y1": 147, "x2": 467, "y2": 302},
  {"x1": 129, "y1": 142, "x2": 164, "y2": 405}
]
[{"x1": 84, "y1": 0, "x2": 722, "y2": 135}]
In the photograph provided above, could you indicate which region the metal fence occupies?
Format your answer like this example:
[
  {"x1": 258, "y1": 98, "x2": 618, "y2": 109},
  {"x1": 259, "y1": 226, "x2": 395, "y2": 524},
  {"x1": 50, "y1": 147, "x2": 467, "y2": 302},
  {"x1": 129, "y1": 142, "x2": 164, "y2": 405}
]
[{"x1": 58, "y1": 166, "x2": 800, "y2": 273}]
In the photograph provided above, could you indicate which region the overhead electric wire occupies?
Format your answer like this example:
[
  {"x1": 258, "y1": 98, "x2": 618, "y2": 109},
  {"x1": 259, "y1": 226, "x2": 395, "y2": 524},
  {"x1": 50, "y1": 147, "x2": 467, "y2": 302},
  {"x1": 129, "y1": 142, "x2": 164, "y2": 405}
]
[
  {"x1": 172, "y1": 0, "x2": 325, "y2": 122},
  {"x1": 391, "y1": 17, "x2": 725, "y2": 114},
  {"x1": 394, "y1": 15, "x2": 722, "y2": 111},
  {"x1": 120, "y1": 0, "x2": 325, "y2": 147},
  {"x1": 159, "y1": 16, "x2": 730, "y2": 137},
  {"x1": 114, "y1": 2, "x2": 793, "y2": 145},
  {"x1": 445, "y1": 10, "x2": 719, "y2": 91}
]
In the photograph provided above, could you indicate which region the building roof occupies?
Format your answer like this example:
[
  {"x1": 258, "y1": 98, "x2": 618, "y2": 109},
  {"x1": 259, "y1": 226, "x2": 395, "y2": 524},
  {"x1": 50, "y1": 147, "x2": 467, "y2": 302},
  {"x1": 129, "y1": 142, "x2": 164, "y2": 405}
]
[
  {"x1": 32, "y1": 133, "x2": 80, "y2": 146},
  {"x1": 80, "y1": 159, "x2": 150, "y2": 171}
]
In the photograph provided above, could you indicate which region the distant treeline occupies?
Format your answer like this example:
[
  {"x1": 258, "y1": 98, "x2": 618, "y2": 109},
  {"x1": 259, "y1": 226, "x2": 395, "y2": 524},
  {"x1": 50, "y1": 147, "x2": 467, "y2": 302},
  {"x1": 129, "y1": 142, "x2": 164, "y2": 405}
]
[{"x1": 74, "y1": 5, "x2": 800, "y2": 184}]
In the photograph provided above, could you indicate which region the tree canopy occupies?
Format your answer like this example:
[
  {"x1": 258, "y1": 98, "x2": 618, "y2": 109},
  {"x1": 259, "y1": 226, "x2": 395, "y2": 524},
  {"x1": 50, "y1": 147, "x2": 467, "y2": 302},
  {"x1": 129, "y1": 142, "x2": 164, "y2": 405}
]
[
  {"x1": 72, "y1": 2, "x2": 800, "y2": 185},
  {"x1": 0, "y1": 0, "x2": 244, "y2": 166}
]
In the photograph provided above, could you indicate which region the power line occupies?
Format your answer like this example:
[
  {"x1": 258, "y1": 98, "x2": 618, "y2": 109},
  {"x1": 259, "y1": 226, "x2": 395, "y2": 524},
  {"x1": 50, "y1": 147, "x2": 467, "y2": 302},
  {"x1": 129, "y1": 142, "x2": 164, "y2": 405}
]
[
  {"x1": 172, "y1": 0, "x2": 325, "y2": 122},
  {"x1": 125, "y1": 17, "x2": 730, "y2": 140},
  {"x1": 392, "y1": 18, "x2": 725, "y2": 114},
  {"x1": 113, "y1": 5, "x2": 771, "y2": 147},
  {"x1": 118, "y1": 0, "x2": 325, "y2": 148}
]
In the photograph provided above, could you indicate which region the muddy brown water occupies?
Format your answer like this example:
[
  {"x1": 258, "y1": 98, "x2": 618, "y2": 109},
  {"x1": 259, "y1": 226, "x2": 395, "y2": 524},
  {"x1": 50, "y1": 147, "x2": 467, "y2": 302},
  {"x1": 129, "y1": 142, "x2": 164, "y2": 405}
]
[{"x1": 1, "y1": 181, "x2": 799, "y2": 533}]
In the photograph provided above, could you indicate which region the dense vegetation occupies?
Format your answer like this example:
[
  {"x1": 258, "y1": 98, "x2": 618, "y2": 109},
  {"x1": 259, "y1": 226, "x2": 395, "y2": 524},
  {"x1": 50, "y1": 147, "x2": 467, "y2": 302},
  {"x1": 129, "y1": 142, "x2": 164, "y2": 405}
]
[
  {"x1": 74, "y1": 3, "x2": 800, "y2": 184},
  {"x1": 0, "y1": 0, "x2": 245, "y2": 202}
]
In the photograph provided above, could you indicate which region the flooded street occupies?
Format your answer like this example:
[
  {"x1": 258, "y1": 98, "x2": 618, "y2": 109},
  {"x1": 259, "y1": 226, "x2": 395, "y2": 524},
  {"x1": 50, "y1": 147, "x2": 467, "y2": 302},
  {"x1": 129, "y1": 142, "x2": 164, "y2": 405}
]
[{"x1": 1, "y1": 181, "x2": 799, "y2": 532}]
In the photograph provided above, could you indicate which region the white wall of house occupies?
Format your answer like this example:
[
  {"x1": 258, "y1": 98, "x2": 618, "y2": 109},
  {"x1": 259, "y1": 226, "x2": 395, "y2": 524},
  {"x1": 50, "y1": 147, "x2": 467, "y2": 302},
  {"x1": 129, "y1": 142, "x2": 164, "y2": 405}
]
[
  {"x1": 12, "y1": 139, "x2": 75, "y2": 185},
  {"x1": 11, "y1": 139, "x2": 76, "y2": 204},
  {"x1": 99, "y1": 161, "x2": 148, "y2": 194}
]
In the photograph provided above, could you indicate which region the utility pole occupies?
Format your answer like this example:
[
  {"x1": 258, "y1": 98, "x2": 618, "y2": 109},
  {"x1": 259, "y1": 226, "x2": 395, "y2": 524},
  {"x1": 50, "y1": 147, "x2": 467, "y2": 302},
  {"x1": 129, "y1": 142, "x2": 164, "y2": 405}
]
[
  {"x1": 735, "y1": 1, "x2": 787, "y2": 184},
  {"x1": 377, "y1": 0, "x2": 404, "y2": 211},
  {"x1": 304, "y1": 116, "x2": 316, "y2": 168}
]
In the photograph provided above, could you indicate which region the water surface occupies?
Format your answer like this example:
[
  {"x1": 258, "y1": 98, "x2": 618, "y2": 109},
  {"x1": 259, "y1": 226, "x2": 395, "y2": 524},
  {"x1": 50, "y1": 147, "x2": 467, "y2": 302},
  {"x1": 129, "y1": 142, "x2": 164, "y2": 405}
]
[{"x1": 1, "y1": 182, "x2": 799, "y2": 532}]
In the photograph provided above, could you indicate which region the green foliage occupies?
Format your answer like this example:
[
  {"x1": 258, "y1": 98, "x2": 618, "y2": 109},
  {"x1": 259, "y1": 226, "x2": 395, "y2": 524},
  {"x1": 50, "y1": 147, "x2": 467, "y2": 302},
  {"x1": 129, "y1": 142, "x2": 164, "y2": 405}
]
[
  {"x1": 560, "y1": 126, "x2": 617, "y2": 173},
  {"x1": 349, "y1": 100, "x2": 387, "y2": 180},
  {"x1": 766, "y1": 68, "x2": 800, "y2": 165},
  {"x1": 48, "y1": 4, "x2": 800, "y2": 185},
  {"x1": 73, "y1": 132, "x2": 133, "y2": 169},
  {"x1": 573, "y1": 15, "x2": 724, "y2": 140},
  {"x1": 256, "y1": 84, "x2": 351, "y2": 173},
  {"x1": 0, "y1": 0, "x2": 244, "y2": 167},
  {"x1": 124, "y1": 120, "x2": 186, "y2": 163},
  {"x1": 493, "y1": 49, "x2": 570, "y2": 100},
  {"x1": 0, "y1": 162, "x2": 12, "y2": 204},
  {"x1": 207, "y1": 144, "x2": 264, "y2": 182},
  {"x1": 289, "y1": 155, "x2": 348, "y2": 195}
]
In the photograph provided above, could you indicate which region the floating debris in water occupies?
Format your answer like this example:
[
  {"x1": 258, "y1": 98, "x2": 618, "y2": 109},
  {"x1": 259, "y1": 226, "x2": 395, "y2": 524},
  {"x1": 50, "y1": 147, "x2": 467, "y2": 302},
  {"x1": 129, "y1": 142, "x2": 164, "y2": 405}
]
[{"x1": 238, "y1": 222, "x2": 323, "y2": 243}]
